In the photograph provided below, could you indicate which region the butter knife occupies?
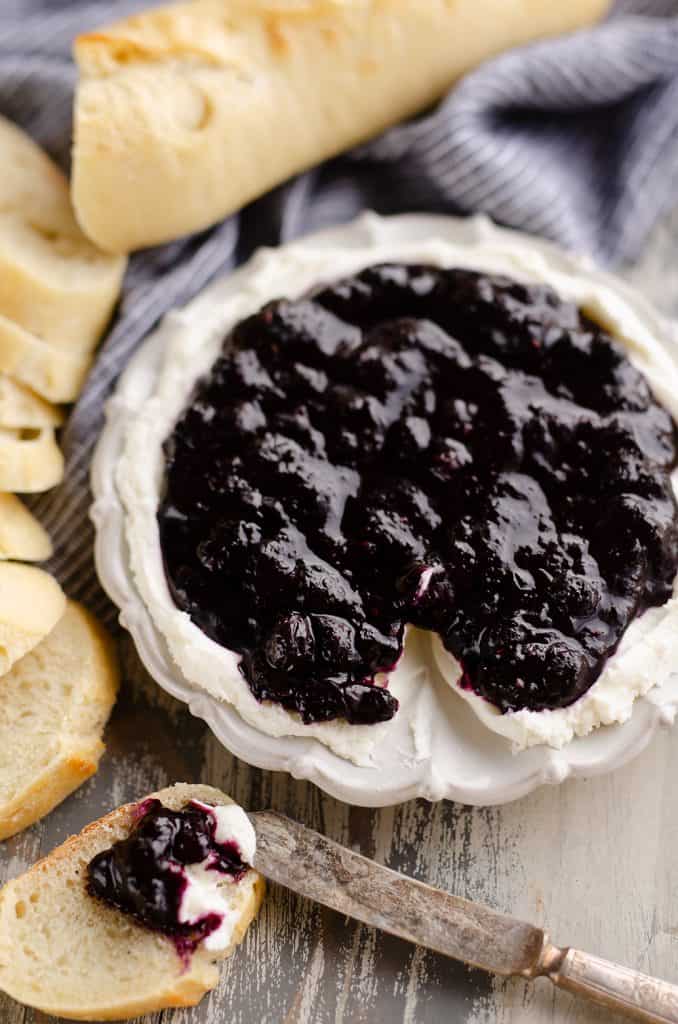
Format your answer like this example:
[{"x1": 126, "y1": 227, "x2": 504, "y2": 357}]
[{"x1": 251, "y1": 811, "x2": 678, "y2": 1024}]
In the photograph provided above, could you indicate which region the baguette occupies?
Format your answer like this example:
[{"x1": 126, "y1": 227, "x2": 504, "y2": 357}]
[
  {"x1": 0, "y1": 115, "x2": 126, "y2": 349},
  {"x1": 0, "y1": 601, "x2": 119, "y2": 841},
  {"x1": 0, "y1": 561, "x2": 65, "y2": 674},
  {"x1": 0, "y1": 313, "x2": 91, "y2": 403},
  {"x1": 0, "y1": 783, "x2": 265, "y2": 1020},
  {"x1": 0, "y1": 426, "x2": 64, "y2": 493},
  {"x1": 72, "y1": 0, "x2": 611, "y2": 254},
  {"x1": 0, "y1": 375, "x2": 63, "y2": 429},
  {"x1": 0, "y1": 494, "x2": 52, "y2": 561}
]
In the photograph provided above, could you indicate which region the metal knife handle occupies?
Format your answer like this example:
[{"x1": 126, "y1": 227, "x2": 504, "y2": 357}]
[{"x1": 534, "y1": 942, "x2": 678, "y2": 1023}]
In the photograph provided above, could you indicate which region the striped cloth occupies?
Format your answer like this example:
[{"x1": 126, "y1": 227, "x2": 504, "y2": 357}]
[{"x1": 0, "y1": 0, "x2": 677, "y2": 616}]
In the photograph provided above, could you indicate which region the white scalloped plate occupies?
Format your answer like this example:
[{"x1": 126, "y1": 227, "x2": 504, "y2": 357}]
[{"x1": 91, "y1": 213, "x2": 678, "y2": 807}]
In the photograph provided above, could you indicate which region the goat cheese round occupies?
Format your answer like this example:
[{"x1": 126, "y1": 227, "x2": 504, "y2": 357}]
[{"x1": 117, "y1": 213, "x2": 678, "y2": 757}]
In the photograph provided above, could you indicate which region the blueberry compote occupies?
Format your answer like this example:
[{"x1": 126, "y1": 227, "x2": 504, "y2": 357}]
[
  {"x1": 87, "y1": 799, "x2": 248, "y2": 956},
  {"x1": 158, "y1": 264, "x2": 678, "y2": 723}
]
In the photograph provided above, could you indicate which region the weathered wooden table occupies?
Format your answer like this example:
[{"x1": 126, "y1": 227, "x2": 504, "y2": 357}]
[{"x1": 3, "y1": 208, "x2": 678, "y2": 1024}]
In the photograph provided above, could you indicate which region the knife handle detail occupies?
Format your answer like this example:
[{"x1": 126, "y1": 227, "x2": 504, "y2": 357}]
[{"x1": 533, "y1": 940, "x2": 678, "y2": 1024}]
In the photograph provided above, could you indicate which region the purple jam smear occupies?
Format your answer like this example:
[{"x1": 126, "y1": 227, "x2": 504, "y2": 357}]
[
  {"x1": 158, "y1": 264, "x2": 678, "y2": 723},
  {"x1": 87, "y1": 799, "x2": 249, "y2": 956}
]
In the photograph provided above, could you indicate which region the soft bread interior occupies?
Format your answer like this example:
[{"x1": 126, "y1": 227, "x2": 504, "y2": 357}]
[
  {"x1": 0, "y1": 601, "x2": 119, "y2": 840},
  {"x1": 0, "y1": 562, "x2": 65, "y2": 674},
  {"x1": 0, "y1": 494, "x2": 52, "y2": 561},
  {"x1": 0, "y1": 783, "x2": 264, "y2": 1021},
  {"x1": 0, "y1": 313, "x2": 91, "y2": 403},
  {"x1": 0, "y1": 426, "x2": 64, "y2": 493},
  {"x1": 0, "y1": 115, "x2": 126, "y2": 349},
  {"x1": 0, "y1": 375, "x2": 62, "y2": 429}
]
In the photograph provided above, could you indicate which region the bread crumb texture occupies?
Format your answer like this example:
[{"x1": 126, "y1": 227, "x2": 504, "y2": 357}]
[{"x1": 0, "y1": 784, "x2": 264, "y2": 1020}]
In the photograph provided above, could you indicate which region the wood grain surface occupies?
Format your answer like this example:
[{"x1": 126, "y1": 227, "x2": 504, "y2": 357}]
[{"x1": 2, "y1": 207, "x2": 678, "y2": 1024}]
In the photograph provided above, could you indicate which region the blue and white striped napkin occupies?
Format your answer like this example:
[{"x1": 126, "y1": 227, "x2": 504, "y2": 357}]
[{"x1": 0, "y1": 0, "x2": 676, "y2": 615}]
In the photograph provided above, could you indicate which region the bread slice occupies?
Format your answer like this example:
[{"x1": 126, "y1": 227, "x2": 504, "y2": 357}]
[
  {"x1": 0, "y1": 783, "x2": 265, "y2": 1020},
  {"x1": 0, "y1": 601, "x2": 119, "y2": 841},
  {"x1": 0, "y1": 312, "x2": 91, "y2": 403},
  {"x1": 0, "y1": 115, "x2": 126, "y2": 349},
  {"x1": 72, "y1": 0, "x2": 610, "y2": 253},
  {"x1": 0, "y1": 426, "x2": 64, "y2": 492},
  {"x1": 0, "y1": 561, "x2": 65, "y2": 674},
  {"x1": 0, "y1": 494, "x2": 52, "y2": 561},
  {"x1": 0, "y1": 375, "x2": 63, "y2": 429}
]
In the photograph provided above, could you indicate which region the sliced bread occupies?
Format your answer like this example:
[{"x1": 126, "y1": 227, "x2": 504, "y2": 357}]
[
  {"x1": 0, "y1": 426, "x2": 64, "y2": 492},
  {"x1": 0, "y1": 312, "x2": 91, "y2": 403},
  {"x1": 0, "y1": 375, "x2": 63, "y2": 429},
  {"x1": 0, "y1": 494, "x2": 52, "y2": 561},
  {"x1": 0, "y1": 561, "x2": 65, "y2": 674},
  {"x1": 0, "y1": 601, "x2": 119, "y2": 841},
  {"x1": 0, "y1": 115, "x2": 126, "y2": 350},
  {"x1": 0, "y1": 783, "x2": 265, "y2": 1020}
]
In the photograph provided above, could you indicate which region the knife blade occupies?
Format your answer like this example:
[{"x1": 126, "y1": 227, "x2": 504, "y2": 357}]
[
  {"x1": 251, "y1": 809, "x2": 541, "y2": 976},
  {"x1": 250, "y1": 810, "x2": 678, "y2": 1024}
]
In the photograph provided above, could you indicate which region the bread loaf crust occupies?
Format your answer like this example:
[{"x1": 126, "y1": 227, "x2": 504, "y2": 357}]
[{"x1": 72, "y1": 0, "x2": 611, "y2": 253}]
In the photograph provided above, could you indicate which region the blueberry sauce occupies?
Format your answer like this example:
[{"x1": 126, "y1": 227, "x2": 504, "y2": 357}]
[
  {"x1": 158, "y1": 264, "x2": 678, "y2": 723},
  {"x1": 88, "y1": 799, "x2": 249, "y2": 955}
]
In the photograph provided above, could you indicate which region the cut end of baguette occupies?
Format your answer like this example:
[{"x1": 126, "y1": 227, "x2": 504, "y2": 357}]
[
  {"x1": 0, "y1": 494, "x2": 52, "y2": 561},
  {"x1": 0, "y1": 601, "x2": 119, "y2": 841},
  {"x1": 0, "y1": 784, "x2": 264, "y2": 1021}
]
